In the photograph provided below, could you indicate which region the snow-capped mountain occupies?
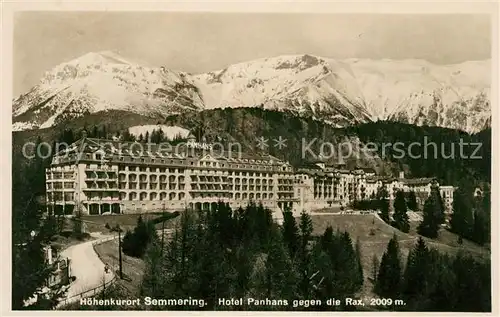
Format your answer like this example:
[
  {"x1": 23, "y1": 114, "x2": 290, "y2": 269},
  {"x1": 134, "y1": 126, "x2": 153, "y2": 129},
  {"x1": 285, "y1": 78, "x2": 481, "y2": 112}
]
[
  {"x1": 12, "y1": 51, "x2": 491, "y2": 133},
  {"x1": 12, "y1": 51, "x2": 204, "y2": 131}
]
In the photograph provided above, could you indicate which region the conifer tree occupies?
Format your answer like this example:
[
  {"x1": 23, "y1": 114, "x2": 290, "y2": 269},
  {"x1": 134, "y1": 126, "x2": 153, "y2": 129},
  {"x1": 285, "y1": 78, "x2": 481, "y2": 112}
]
[
  {"x1": 281, "y1": 210, "x2": 299, "y2": 258},
  {"x1": 472, "y1": 209, "x2": 488, "y2": 246},
  {"x1": 12, "y1": 140, "x2": 63, "y2": 309},
  {"x1": 403, "y1": 237, "x2": 432, "y2": 300},
  {"x1": 377, "y1": 185, "x2": 390, "y2": 223},
  {"x1": 418, "y1": 183, "x2": 445, "y2": 239},
  {"x1": 72, "y1": 204, "x2": 84, "y2": 240},
  {"x1": 140, "y1": 238, "x2": 164, "y2": 298},
  {"x1": 158, "y1": 128, "x2": 165, "y2": 143},
  {"x1": 481, "y1": 183, "x2": 491, "y2": 243},
  {"x1": 92, "y1": 126, "x2": 99, "y2": 138},
  {"x1": 251, "y1": 228, "x2": 298, "y2": 305},
  {"x1": 450, "y1": 185, "x2": 474, "y2": 240},
  {"x1": 298, "y1": 210, "x2": 313, "y2": 298},
  {"x1": 375, "y1": 234, "x2": 402, "y2": 297},
  {"x1": 335, "y1": 232, "x2": 363, "y2": 296},
  {"x1": 393, "y1": 190, "x2": 410, "y2": 233},
  {"x1": 407, "y1": 191, "x2": 418, "y2": 211}
]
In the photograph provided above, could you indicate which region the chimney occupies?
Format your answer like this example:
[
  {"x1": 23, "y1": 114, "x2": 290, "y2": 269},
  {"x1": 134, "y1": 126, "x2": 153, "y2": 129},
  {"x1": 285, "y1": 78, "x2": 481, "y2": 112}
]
[{"x1": 399, "y1": 171, "x2": 404, "y2": 179}]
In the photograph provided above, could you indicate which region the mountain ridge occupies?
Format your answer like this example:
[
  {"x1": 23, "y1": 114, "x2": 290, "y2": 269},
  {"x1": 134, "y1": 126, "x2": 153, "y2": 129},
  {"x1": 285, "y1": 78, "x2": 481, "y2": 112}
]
[{"x1": 12, "y1": 51, "x2": 491, "y2": 133}]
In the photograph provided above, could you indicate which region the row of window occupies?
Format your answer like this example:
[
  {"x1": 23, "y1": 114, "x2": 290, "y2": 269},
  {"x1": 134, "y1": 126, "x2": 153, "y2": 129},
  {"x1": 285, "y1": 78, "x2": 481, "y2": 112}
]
[
  {"x1": 47, "y1": 182, "x2": 74, "y2": 189},
  {"x1": 117, "y1": 166, "x2": 287, "y2": 178},
  {"x1": 46, "y1": 172, "x2": 75, "y2": 180},
  {"x1": 48, "y1": 193, "x2": 74, "y2": 201}
]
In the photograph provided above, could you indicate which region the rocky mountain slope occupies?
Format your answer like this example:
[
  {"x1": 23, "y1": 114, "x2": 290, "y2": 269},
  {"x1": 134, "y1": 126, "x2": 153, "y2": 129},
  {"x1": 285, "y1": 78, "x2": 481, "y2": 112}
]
[{"x1": 12, "y1": 51, "x2": 491, "y2": 133}]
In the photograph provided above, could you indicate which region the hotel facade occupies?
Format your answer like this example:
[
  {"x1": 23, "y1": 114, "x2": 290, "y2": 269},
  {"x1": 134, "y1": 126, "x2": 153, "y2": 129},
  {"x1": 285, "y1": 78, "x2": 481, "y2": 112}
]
[{"x1": 45, "y1": 134, "x2": 454, "y2": 217}]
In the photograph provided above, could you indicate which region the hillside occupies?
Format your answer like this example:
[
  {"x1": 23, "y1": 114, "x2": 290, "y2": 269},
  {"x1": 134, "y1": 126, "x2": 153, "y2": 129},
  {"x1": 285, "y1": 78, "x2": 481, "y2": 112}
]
[
  {"x1": 86, "y1": 213, "x2": 489, "y2": 301},
  {"x1": 308, "y1": 214, "x2": 489, "y2": 298},
  {"x1": 13, "y1": 52, "x2": 490, "y2": 133}
]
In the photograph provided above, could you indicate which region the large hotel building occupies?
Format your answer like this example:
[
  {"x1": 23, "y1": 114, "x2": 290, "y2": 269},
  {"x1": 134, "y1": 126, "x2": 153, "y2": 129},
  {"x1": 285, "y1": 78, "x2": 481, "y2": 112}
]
[{"x1": 45, "y1": 133, "x2": 454, "y2": 217}]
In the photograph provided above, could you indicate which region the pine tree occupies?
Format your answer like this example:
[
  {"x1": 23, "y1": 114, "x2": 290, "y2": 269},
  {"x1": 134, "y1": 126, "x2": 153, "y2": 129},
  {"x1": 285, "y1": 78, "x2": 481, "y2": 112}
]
[
  {"x1": 281, "y1": 210, "x2": 299, "y2": 258},
  {"x1": 12, "y1": 144, "x2": 63, "y2": 309},
  {"x1": 158, "y1": 128, "x2": 165, "y2": 143},
  {"x1": 122, "y1": 216, "x2": 157, "y2": 258},
  {"x1": 101, "y1": 125, "x2": 108, "y2": 139},
  {"x1": 71, "y1": 202, "x2": 85, "y2": 239},
  {"x1": 407, "y1": 191, "x2": 418, "y2": 211},
  {"x1": 377, "y1": 185, "x2": 390, "y2": 223},
  {"x1": 335, "y1": 232, "x2": 362, "y2": 296},
  {"x1": 375, "y1": 234, "x2": 402, "y2": 298},
  {"x1": 403, "y1": 237, "x2": 432, "y2": 300},
  {"x1": 418, "y1": 183, "x2": 445, "y2": 239},
  {"x1": 298, "y1": 210, "x2": 313, "y2": 298},
  {"x1": 472, "y1": 209, "x2": 488, "y2": 246},
  {"x1": 150, "y1": 129, "x2": 158, "y2": 144},
  {"x1": 140, "y1": 238, "x2": 163, "y2": 298},
  {"x1": 393, "y1": 190, "x2": 410, "y2": 233},
  {"x1": 92, "y1": 126, "x2": 99, "y2": 138},
  {"x1": 251, "y1": 228, "x2": 298, "y2": 305},
  {"x1": 481, "y1": 183, "x2": 491, "y2": 243},
  {"x1": 450, "y1": 185, "x2": 474, "y2": 240}
]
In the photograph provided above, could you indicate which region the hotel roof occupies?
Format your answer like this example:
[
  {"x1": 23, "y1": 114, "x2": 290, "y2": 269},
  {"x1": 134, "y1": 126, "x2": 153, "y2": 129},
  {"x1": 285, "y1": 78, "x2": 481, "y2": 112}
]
[{"x1": 52, "y1": 137, "x2": 290, "y2": 167}]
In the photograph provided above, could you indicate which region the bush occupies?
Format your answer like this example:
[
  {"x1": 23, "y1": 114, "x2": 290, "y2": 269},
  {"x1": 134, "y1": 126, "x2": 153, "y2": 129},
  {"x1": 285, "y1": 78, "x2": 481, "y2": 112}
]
[
  {"x1": 121, "y1": 216, "x2": 157, "y2": 258},
  {"x1": 150, "y1": 211, "x2": 180, "y2": 225},
  {"x1": 352, "y1": 199, "x2": 380, "y2": 210}
]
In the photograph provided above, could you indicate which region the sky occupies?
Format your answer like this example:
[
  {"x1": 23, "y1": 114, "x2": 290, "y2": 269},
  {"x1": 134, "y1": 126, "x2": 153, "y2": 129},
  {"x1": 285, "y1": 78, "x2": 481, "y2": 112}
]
[{"x1": 13, "y1": 12, "x2": 491, "y2": 96}]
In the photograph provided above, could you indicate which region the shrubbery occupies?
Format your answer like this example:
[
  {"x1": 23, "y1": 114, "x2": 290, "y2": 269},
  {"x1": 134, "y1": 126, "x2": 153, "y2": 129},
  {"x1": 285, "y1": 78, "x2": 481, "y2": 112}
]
[{"x1": 122, "y1": 216, "x2": 158, "y2": 258}]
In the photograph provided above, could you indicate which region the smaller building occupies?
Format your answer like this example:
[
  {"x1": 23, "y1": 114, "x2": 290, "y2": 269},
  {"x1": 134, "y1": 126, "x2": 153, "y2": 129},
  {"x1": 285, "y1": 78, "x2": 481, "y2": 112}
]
[
  {"x1": 439, "y1": 185, "x2": 454, "y2": 213},
  {"x1": 44, "y1": 246, "x2": 72, "y2": 287}
]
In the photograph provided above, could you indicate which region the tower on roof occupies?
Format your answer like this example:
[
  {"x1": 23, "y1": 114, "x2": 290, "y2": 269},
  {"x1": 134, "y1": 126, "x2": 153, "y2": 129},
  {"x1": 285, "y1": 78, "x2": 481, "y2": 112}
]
[{"x1": 187, "y1": 133, "x2": 196, "y2": 143}]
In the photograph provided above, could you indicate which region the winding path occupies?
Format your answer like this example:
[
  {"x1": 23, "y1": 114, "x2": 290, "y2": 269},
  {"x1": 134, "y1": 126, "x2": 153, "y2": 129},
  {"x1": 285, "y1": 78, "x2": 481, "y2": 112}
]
[
  {"x1": 56, "y1": 229, "x2": 175, "y2": 308},
  {"x1": 56, "y1": 233, "x2": 116, "y2": 308}
]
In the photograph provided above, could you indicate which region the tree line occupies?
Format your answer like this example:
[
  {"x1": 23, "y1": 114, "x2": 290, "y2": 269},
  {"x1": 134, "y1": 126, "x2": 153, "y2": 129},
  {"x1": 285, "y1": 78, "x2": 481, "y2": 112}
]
[
  {"x1": 139, "y1": 204, "x2": 364, "y2": 311},
  {"x1": 82, "y1": 202, "x2": 490, "y2": 312},
  {"x1": 450, "y1": 181, "x2": 490, "y2": 246},
  {"x1": 375, "y1": 234, "x2": 490, "y2": 311},
  {"x1": 12, "y1": 135, "x2": 71, "y2": 309}
]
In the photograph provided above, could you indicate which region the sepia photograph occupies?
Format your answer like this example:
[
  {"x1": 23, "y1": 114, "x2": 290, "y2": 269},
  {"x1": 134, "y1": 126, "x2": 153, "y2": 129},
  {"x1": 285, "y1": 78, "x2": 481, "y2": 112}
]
[{"x1": 6, "y1": 3, "x2": 496, "y2": 313}]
